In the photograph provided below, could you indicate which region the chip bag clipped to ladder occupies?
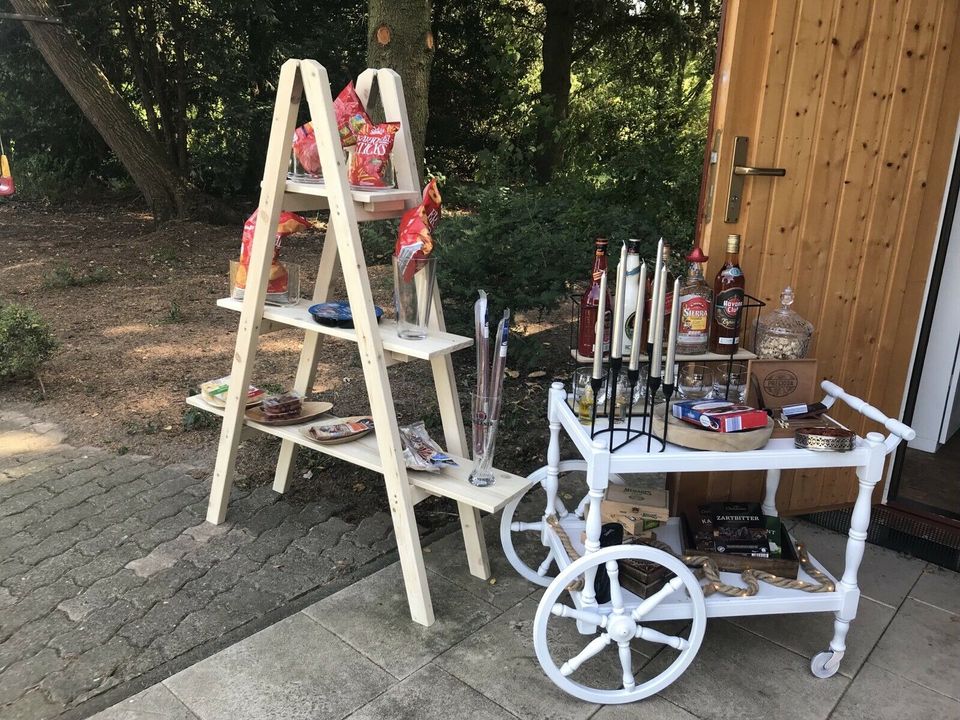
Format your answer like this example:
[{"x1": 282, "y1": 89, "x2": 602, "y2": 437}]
[{"x1": 0, "y1": 134, "x2": 14, "y2": 197}]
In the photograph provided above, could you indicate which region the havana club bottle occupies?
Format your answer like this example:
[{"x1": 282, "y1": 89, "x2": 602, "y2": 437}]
[
  {"x1": 677, "y1": 247, "x2": 712, "y2": 355},
  {"x1": 708, "y1": 234, "x2": 746, "y2": 354},
  {"x1": 577, "y1": 237, "x2": 613, "y2": 359}
]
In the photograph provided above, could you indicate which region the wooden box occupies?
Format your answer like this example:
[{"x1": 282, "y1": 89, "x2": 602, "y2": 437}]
[
  {"x1": 601, "y1": 484, "x2": 670, "y2": 536},
  {"x1": 681, "y1": 513, "x2": 800, "y2": 578},
  {"x1": 746, "y1": 359, "x2": 819, "y2": 439}
]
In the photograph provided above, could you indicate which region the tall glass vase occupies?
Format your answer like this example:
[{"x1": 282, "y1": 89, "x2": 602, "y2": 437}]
[{"x1": 469, "y1": 391, "x2": 500, "y2": 487}]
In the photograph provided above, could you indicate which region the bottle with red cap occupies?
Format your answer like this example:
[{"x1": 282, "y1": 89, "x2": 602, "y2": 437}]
[{"x1": 677, "y1": 246, "x2": 712, "y2": 355}]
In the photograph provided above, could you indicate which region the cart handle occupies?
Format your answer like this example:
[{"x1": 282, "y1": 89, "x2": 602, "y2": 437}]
[{"x1": 820, "y1": 380, "x2": 916, "y2": 444}]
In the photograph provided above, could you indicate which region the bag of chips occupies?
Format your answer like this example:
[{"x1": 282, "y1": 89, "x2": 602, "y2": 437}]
[
  {"x1": 348, "y1": 122, "x2": 400, "y2": 188},
  {"x1": 394, "y1": 179, "x2": 442, "y2": 281},
  {"x1": 292, "y1": 122, "x2": 322, "y2": 178},
  {"x1": 333, "y1": 81, "x2": 371, "y2": 147},
  {"x1": 233, "y1": 210, "x2": 311, "y2": 302}
]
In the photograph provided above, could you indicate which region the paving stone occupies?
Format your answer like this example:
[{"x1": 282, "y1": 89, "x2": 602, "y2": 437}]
[
  {"x1": 126, "y1": 536, "x2": 199, "y2": 578},
  {"x1": 0, "y1": 648, "x2": 68, "y2": 707},
  {"x1": 1, "y1": 688, "x2": 62, "y2": 720},
  {"x1": 29, "y1": 500, "x2": 100, "y2": 536},
  {"x1": 76, "y1": 518, "x2": 145, "y2": 557},
  {"x1": 0, "y1": 532, "x2": 36, "y2": 558},
  {"x1": 40, "y1": 635, "x2": 137, "y2": 707},
  {"x1": 346, "y1": 662, "x2": 515, "y2": 720},
  {"x1": 0, "y1": 507, "x2": 45, "y2": 538},
  {"x1": 791, "y1": 520, "x2": 925, "y2": 607},
  {"x1": 165, "y1": 613, "x2": 394, "y2": 720},
  {"x1": 830, "y1": 661, "x2": 960, "y2": 720},
  {"x1": 289, "y1": 515, "x2": 354, "y2": 556},
  {"x1": 0, "y1": 612, "x2": 75, "y2": 671},
  {"x1": 909, "y1": 564, "x2": 960, "y2": 615},
  {"x1": 132, "y1": 510, "x2": 204, "y2": 550},
  {"x1": 730, "y1": 596, "x2": 895, "y2": 678},
  {"x1": 242, "y1": 519, "x2": 312, "y2": 563},
  {"x1": 2, "y1": 579, "x2": 81, "y2": 635},
  {"x1": 67, "y1": 544, "x2": 144, "y2": 586},
  {"x1": 117, "y1": 591, "x2": 209, "y2": 649},
  {"x1": 588, "y1": 697, "x2": 699, "y2": 719},
  {"x1": 58, "y1": 571, "x2": 146, "y2": 622},
  {"x1": 179, "y1": 555, "x2": 262, "y2": 603},
  {"x1": 135, "y1": 494, "x2": 199, "y2": 527},
  {"x1": 647, "y1": 619, "x2": 848, "y2": 720},
  {"x1": 0, "y1": 487, "x2": 54, "y2": 517},
  {"x1": 4, "y1": 547, "x2": 88, "y2": 596},
  {"x1": 868, "y1": 597, "x2": 960, "y2": 700},
  {"x1": 121, "y1": 562, "x2": 209, "y2": 612},
  {"x1": 305, "y1": 563, "x2": 500, "y2": 680},
  {"x1": 49, "y1": 600, "x2": 142, "y2": 658},
  {"x1": 87, "y1": 683, "x2": 199, "y2": 720}
]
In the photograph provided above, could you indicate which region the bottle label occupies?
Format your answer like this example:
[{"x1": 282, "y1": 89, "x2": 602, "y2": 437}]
[
  {"x1": 715, "y1": 288, "x2": 744, "y2": 330},
  {"x1": 679, "y1": 294, "x2": 710, "y2": 337},
  {"x1": 725, "y1": 267, "x2": 743, "y2": 278}
]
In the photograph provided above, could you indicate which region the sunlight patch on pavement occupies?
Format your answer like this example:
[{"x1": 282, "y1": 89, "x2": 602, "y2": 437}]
[{"x1": 0, "y1": 429, "x2": 62, "y2": 457}]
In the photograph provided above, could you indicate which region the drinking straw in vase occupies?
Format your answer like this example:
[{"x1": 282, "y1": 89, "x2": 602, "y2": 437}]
[
  {"x1": 474, "y1": 291, "x2": 489, "y2": 455},
  {"x1": 485, "y1": 309, "x2": 511, "y2": 452}
]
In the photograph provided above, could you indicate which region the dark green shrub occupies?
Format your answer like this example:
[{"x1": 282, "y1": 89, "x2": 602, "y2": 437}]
[{"x1": 0, "y1": 304, "x2": 58, "y2": 383}]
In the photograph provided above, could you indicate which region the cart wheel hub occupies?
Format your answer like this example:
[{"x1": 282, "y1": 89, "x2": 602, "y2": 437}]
[{"x1": 606, "y1": 614, "x2": 636, "y2": 642}]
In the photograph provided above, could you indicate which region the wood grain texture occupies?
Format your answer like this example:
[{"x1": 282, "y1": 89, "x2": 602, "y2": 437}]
[{"x1": 677, "y1": 0, "x2": 960, "y2": 515}]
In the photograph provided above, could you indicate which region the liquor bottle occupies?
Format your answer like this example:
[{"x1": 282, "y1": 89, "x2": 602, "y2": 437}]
[
  {"x1": 677, "y1": 247, "x2": 712, "y2": 355},
  {"x1": 642, "y1": 242, "x2": 675, "y2": 345},
  {"x1": 619, "y1": 239, "x2": 642, "y2": 356},
  {"x1": 709, "y1": 234, "x2": 746, "y2": 354},
  {"x1": 577, "y1": 237, "x2": 613, "y2": 358}
]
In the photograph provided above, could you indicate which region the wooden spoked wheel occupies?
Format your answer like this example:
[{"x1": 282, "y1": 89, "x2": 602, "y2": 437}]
[
  {"x1": 533, "y1": 545, "x2": 706, "y2": 704},
  {"x1": 500, "y1": 461, "x2": 624, "y2": 587}
]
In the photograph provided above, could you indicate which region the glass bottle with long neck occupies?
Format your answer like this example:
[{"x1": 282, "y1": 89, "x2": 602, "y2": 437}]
[
  {"x1": 577, "y1": 237, "x2": 613, "y2": 358},
  {"x1": 678, "y1": 248, "x2": 712, "y2": 355},
  {"x1": 709, "y1": 234, "x2": 746, "y2": 354}
]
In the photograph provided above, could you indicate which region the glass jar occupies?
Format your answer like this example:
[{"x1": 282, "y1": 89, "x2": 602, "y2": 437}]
[{"x1": 755, "y1": 286, "x2": 814, "y2": 359}]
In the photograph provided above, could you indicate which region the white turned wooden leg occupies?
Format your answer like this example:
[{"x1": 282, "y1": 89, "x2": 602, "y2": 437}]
[
  {"x1": 544, "y1": 412, "x2": 562, "y2": 519},
  {"x1": 762, "y1": 468, "x2": 781, "y2": 517}
]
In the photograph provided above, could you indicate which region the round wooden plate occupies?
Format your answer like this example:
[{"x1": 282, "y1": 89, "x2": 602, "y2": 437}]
[
  {"x1": 651, "y1": 403, "x2": 774, "y2": 452},
  {"x1": 245, "y1": 401, "x2": 334, "y2": 426}
]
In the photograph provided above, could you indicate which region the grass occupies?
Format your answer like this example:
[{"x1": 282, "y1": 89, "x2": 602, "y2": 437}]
[
  {"x1": 43, "y1": 264, "x2": 111, "y2": 289},
  {"x1": 162, "y1": 301, "x2": 185, "y2": 324}
]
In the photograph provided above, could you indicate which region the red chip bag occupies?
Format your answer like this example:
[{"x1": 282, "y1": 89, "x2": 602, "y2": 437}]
[
  {"x1": 234, "y1": 210, "x2": 311, "y2": 298},
  {"x1": 348, "y1": 122, "x2": 400, "y2": 188},
  {"x1": 292, "y1": 122, "x2": 321, "y2": 176},
  {"x1": 333, "y1": 81, "x2": 371, "y2": 147},
  {"x1": 394, "y1": 179, "x2": 442, "y2": 281}
]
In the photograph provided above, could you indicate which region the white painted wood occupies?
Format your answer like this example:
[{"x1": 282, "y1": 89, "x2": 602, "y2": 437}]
[
  {"x1": 206, "y1": 59, "x2": 304, "y2": 525},
  {"x1": 761, "y1": 469, "x2": 781, "y2": 517},
  {"x1": 215, "y1": 298, "x2": 472, "y2": 360}
]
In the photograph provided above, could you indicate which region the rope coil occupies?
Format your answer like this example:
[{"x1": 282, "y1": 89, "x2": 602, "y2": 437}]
[{"x1": 545, "y1": 515, "x2": 835, "y2": 598}]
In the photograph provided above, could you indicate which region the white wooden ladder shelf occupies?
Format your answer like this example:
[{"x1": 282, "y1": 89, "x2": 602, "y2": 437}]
[{"x1": 190, "y1": 59, "x2": 534, "y2": 626}]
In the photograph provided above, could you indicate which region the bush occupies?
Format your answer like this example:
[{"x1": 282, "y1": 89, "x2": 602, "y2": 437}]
[
  {"x1": 43, "y1": 264, "x2": 111, "y2": 289},
  {"x1": 0, "y1": 304, "x2": 58, "y2": 383}
]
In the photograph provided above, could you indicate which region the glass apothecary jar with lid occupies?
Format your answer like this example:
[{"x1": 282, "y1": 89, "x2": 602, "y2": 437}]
[{"x1": 755, "y1": 286, "x2": 814, "y2": 359}]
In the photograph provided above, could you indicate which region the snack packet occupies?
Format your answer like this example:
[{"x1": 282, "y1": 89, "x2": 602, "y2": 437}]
[
  {"x1": 333, "y1": 81, "x2": 372, "y2": 147},
  {"x1": 399, "y1": 422, "x2": 458, "y2": 473},
  {"x1": 233, "y1": 210, "x2": 311, "y2": 302},
  {"x1": 394, "y1": 179, "x2": 443, "y2": 281},
  {"x1": 348, "y1": 122, "x2": 400, "y2": 188},
  {"x1": 292, "y1": 122, "x2": 321, "y2": 177}
]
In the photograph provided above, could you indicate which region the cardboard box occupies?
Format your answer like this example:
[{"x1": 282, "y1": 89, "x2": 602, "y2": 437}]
[
  {"x1": 600, "y1": 484, "x2": 669, "y2": 535},
  {"x1": 745, "y1": 359, "x2": 822, "y2": 438},
  {"x1": 671, "y1": 399, "x2": 769, "y2": 433}
]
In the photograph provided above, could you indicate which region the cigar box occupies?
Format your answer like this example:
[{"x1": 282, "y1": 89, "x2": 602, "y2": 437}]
[{"x1": 600, "y1": 484, "x2": 669, "y2": 535}]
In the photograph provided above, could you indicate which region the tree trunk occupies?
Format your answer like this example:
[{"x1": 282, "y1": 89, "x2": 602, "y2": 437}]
[
  {"x1": 10, "y1": 0, "x2": 187, "y2": 219},
  {"x1": 367, "y1": 0, "x2": 435, "y2": 184},
  {"x1": 534, "y1": 0, "x2": 575, "y2": 183}
]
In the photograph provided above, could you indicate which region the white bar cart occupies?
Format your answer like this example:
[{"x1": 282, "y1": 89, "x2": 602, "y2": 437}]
[{"x1": 500, "y1": 379, "x2": 915, "y2": 704}]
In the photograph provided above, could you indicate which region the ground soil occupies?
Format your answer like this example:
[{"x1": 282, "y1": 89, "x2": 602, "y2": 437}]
[{"x1": 0, "y1": 200, "x2": 574, "y2": 529}]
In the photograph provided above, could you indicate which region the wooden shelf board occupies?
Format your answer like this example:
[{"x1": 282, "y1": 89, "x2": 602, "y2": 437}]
[
  {"x1": 285, "y1": 180, "x2": 420, "y2": 205},
  {"x1": 569, "y1": 348, "x2": 758, "y2": 364},
  {"x1": 186, "y1": 395, "x2": 534, "y2": 513},
  {"x1": 216, "y1": 298, "x2": 473, "y2": 360}
]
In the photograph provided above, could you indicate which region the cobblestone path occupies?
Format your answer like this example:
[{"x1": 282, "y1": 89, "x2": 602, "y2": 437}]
[{"x1": 0, "y1": 411, "x2": 404, "y2": 719}]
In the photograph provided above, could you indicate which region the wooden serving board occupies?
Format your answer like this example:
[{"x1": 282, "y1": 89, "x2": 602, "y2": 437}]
[
  {"x1": 245, "y1": 401, "x2": 333, "y2": 426},
  {"x1": 651, "y1": 403, "x2": 773, "y2": 452}
]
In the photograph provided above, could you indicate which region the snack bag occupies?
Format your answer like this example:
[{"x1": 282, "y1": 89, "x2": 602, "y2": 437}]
[
  {"x1": 348, "y1": 122, "x2": 400, "y2": 188},
  {"x1": 333, "y1": 81, "x2": 372, "y2": 146},
  {"x1": 292, "y1": 122, "x2": 321, "y2": 177},
  {"x1": 394, "y1": 179, "x2": 442, "y2": 281},
  {"x1": 233, "y1": 210, "x2": 311, "y2": 301}
]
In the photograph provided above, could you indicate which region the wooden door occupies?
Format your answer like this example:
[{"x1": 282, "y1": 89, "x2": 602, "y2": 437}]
[{"x1": 673, "y1": 0, "x2": 960, "y2": 515}]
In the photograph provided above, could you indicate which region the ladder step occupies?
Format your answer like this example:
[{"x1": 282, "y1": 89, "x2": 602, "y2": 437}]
[
  {"x1": 187, "y1": 394, "x2": 535, "y2": 513},
  {"x1": 217, "y1": 298, "x2": 473, "y2": 361}
]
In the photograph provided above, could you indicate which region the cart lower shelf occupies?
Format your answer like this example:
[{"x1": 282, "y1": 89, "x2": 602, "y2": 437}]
[
  {"x1": 187, "y1": 394, "x2": 534, "y2": 514},
  {"x1": 544, "y1": 515, "x2": 841, "y2": 621}
]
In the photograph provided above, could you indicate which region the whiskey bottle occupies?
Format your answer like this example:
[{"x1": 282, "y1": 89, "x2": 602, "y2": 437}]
[
  {"x1": 708, "y1": 234, "x2": 746, "y2": 354},
  {"x1": 577, "y1": 237, "x2": 613, "y2": 358},
  {"x1": 677, "y1": 247, "x2": 712, "y2": 355}
]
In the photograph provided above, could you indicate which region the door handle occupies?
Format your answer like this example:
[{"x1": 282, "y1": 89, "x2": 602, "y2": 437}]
[
  {"x1": 725, "y1": 136, "x2": 786, "y2": 222},
  {"x1": 733, "y1": 165, "x2": 786, "y2": 177}
]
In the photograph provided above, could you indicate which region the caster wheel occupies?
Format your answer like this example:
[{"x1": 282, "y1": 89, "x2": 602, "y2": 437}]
[
  {"x1": 810, "y1": 650, "x2": 842, "y2": 678},
  {"x1": 533, "y1": 544, "x2": 706, "y2": 703},
  {"x1": 500, "y1": 461, "x2": 622, "y2": 587}
]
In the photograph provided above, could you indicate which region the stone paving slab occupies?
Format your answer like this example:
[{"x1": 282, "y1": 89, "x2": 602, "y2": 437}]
[
  {"x1": 0, "y1": 411, "x2": 420, "y2": 718},
  {"x1": 829, "y1": 662, "x2": 960, "y2": 720}
]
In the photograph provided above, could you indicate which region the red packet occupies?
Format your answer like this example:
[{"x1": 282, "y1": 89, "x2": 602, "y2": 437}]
[
  {"x1": 292, "y1": 122, "x2": 321, "y2": 175},
  {"x1": 394, "y1": 179, "x2": 442, "y2": 281},
  {"x1": 333, "y1": 81, "x2": 371, "y2": 147},
  {"x1": 235, "y1": 211, "x2": 311, "y2": 295},
  {"x1": 348, "y1": 122, "x2": 400, "y2": 187}
]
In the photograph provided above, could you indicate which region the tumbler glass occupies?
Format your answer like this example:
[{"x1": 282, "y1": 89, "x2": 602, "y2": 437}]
[
  {"x1": 677, "y1": 363, "x2": 714, "y2": 400},
  {"x1": 393, "y1": 255, "x2": 437, "y2": 340},
  {"x1": 712, "y1": 362, "x2": 749, "y2": 402},
  {"x1": 469, "y1": 392, "x2": 500, "y2": 487}
]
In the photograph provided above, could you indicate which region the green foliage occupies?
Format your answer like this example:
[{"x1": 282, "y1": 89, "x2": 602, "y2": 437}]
[
  {"x1": 0, "y1": 304, "x2": 58, "y2": 383},
  {"x1": 182, "y1": 406, "x2": 218, "y2": 431},
  {"x1": 43, "y1": 264, "x2": 111, "y2": 289},
  {"x1": 162, "y1": 301, "x2": 185, "y2": 324}
]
